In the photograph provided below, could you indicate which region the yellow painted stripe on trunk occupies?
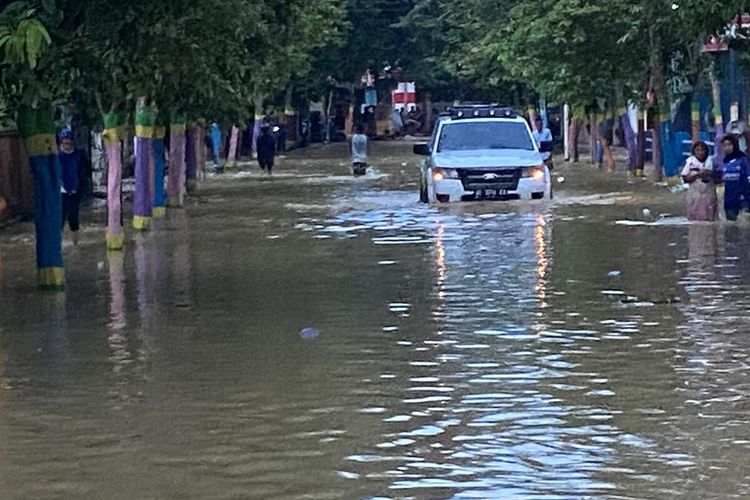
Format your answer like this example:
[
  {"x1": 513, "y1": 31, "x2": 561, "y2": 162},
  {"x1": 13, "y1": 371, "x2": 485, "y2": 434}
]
[
  {"x1": 25, "y1": 134, "x2": 56, "y2": 156},
  {"x1": 135, "y1": 125, "x2": 155, "y2": 138},
  {"x1": 133, "y1": 215, "x2": 151, "y2": 230},
  {"x1": 171, "y1": 124, "x2": 186, "y2": 133},
  {"x1": 106, "y1": 233, "x2": 124, "y2": 251},
  {"x1": 154, "y1": 127, "x2": 167, "y2": 139},
  {"x1": 38, "y1": 267, "x2": 65, "y2": 289},
  {"x1": 103, "y1": 127, "x2": 124, "y2": 145},
  {"x1": 152, "y1": 206, "x2": 166, "y2": 218},
  {"x1": 167, "y1": 196, "x2": 184, "y2": 208}
]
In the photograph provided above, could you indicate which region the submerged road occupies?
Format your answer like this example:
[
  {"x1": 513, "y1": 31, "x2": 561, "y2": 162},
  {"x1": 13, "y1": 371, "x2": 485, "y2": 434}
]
[{"x1": 1, "y1": 141, "x2": 750, "y2": 498}]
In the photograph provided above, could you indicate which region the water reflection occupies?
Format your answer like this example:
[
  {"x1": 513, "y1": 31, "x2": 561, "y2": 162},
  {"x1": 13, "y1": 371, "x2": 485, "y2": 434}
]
[{"x1": 1, "y1": 142, "x2": 750, "y2": 497}]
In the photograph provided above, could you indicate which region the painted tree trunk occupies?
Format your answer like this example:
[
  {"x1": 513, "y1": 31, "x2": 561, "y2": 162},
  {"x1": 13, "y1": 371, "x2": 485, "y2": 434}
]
[
  {"x1": 710, "y1": 64, "x2": 725, "y2": 165},
  {"x1": 691, "y1": 100, "x2": 700, "y2": 144},
  {"x1": 17, "y1": 107, "x2": 64, "y2": 289},
  {"x1": 619, "y1": 110, "x2": 638, "y2": 173},
  {"x1": 167, "y1": 118, "x2": 186, "y2": 207},
  {"x1": 659, "y1": 111, "x2": 680, "y2": 183},
  {"x1": 152, "y1": 126, "x2": 167, "y2": 218},
  {"x1": 133, "y1": 104, "x2": 155, "y2": 230},
  {"x1": 251, "y1": 116, "x2": 262, "y2": 158},
  {"x1": 636, "y1": 109, "x2": 645, "y2": 177},
  {"x1": 103, "y1": 111, "x2": 125, "y2": 250},
  {"x1": 195, "y1": 124, "x2": 206, "y2": 180},
  {"x1": 185, "y1": 125, "x2": 197, "y2": 195},
  {"x1": 226, "y1": 125, "x2": 239, "y2": 168},
  {"x1": 527, "y1": 106, "x2": 538, "y2": 132}
]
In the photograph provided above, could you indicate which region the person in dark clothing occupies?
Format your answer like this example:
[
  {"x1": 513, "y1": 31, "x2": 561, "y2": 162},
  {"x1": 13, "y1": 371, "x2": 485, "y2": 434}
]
[
  {"x1": 58, "y1": 129, "x2": 83, "y2": 244},
  {"x1": 257, "y1": 124, "x2": 277, "y2": 174},
  {"x1": 720, "y1": 135, "x2": 750, "y2": 221}
]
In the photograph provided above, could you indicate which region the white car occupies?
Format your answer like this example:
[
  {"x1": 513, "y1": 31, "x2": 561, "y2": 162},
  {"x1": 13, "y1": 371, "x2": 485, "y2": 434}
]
[{"x1": 415, "y1": 106, "x2": 553, "y2": 203}]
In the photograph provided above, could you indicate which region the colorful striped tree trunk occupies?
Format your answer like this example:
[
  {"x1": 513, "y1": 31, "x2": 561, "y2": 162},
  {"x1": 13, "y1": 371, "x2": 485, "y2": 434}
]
[
  {"x1": 226, "y1": 125, "x2": 239, "y2": 168},
  {"x1": 133, "y1": 104, "x2": 156, "y2": 230},
  {"x1": 167, "y1": 117, "x2": 186, "y2": 207},
  {"x1": 103, "y1": 111, "x2": 125, "y2": 250},
  {"x1": 152, "y1": 126, "x2": 167, "y2": 218},
  {"x1": 185, "y1": 124, "x2": 197, "y2": 195},
  {"x1": 17, "y1": 107, "x2": 64, "y2": 289}
]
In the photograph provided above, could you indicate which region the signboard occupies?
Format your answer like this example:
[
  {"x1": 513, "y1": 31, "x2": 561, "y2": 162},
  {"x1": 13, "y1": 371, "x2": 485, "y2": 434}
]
[{"x1": 392, "y1": 82, "x2": 416, "y2": 111}]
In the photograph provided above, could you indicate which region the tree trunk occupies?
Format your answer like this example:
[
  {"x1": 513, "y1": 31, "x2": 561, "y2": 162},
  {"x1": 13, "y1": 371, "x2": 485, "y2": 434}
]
[
  {"x1": 636, "y1": 108, "x2": 645, "y2": 176},
  {"x1": 195, "y1": 123, "x2": 206, "y2": 181},
  {"x1": 691, "y1": 99, "x2": 700, "y2": 144},
  {"x1": 589, "y1": 113, "x2": 598, "y2": 164},
  {"x1": 563, "y1": 104, "x2": 570, "y2": 161},
  {"x1": 167, "y1": 117, "x2": 186, "y2": 207},
  {"x1": 325, "y1": 89, "x2": 333, "y2": 143},
  {"x1": 226, "y1": 125, "x2": 240, "y2": 168},
  {"x1": 709, "y1": 59, "x2": 725, "y2": 165},
  {"x1": 103, "y1": 111, "x2": 125, "y2": 250},
  {"x1": 185, "y1": 124, "x2": 198, "y2": 195},
  {"x1": 17, "y1": 106, "x2": 64, "y2": 289},
  {"x1": 652, "y1": 107, "x2": 663, "y2": 182},
  {"x1": 620, "y1": 108, "x2": 638, "y2": 173},
  {"x1": 133, "y1": 100, "x2": 155, "y2": 230},
  {"x1": 152, "y1": 125, "x2": 167, "y2": 218},
  {"x1": 569, "y1": 119, "x2": 580, "y2": 162},
  {"x1": 252, "y1": 93, "x2": 264, "y2": 157}
]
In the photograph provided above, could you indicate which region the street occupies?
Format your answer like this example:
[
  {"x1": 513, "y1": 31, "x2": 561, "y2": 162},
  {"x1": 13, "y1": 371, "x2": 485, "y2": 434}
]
[{"x1": 1, "y1": 141, "x2": 750, "y2": 498}]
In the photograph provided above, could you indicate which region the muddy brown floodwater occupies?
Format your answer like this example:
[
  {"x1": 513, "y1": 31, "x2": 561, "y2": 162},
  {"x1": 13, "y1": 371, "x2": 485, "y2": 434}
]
[{"x1": 1, "y1": 141, "x2": 749, "y2": 499}]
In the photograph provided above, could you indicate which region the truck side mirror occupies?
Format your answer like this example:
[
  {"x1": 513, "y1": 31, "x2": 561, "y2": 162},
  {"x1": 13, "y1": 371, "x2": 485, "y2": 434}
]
[
  {"x1": 413, "y1": 143, "x2": 430, "y2": 156},
  {"x1": 539, "y1": 141, "x2": 553, "y2": 153}
]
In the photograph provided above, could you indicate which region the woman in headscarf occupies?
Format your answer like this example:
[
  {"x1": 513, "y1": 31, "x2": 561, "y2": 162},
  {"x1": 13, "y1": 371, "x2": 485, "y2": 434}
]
[
  {"x1": 719, "y1": 135, "x2": 750, "y2": 221},
  {"x1": 681, "y1": 141, "x2": 717, "y2": 221}
]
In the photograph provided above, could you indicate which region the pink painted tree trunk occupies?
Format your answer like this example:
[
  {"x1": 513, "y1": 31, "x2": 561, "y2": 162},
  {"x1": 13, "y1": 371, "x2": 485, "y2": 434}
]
[
  {"x1": 226, "y1": 125, "x2": 239, "y2": 168},
  {"x1": 167, "y1": 122, "x2": 186, "y2": 207}
]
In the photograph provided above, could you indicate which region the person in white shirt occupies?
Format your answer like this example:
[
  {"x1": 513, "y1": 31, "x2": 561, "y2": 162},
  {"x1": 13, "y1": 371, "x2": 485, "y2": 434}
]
[
  {"x1": 350, "y1": 124, "x2": 369, "y2": 176},
  {"x1": 532, "y1": 116, "x2": 553, "y2": 169}
]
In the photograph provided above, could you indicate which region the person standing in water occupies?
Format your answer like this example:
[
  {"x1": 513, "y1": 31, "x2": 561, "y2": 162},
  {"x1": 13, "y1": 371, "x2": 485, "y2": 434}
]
[
  {"x1": 532, "y1": 116, "x2": 553, "y2": 170},
  {"x1": 350, "y1": 124, "x2": 368, "y2": 176},
  {"x1": 719, "y1": 135, "x2": 750, "y2": 221},
  {"x1": 681, "y1": 141, "x2": 717, "y2": 221},
  {"x1": 58, "y1": 129, "x2": 83, "y2": 245},
  {"x1": 257, "y1": 123, "x2": 277, "y2": 174}
]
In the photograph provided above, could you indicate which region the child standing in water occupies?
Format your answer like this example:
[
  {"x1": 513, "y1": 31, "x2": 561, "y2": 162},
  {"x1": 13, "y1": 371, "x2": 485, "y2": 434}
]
[
  {"x1": 350, "y1": 124, "x2": 368, "y2": 176},
  {"x1": 58, "y1": 129, "x2": 83, "y2": 244},
  {"x1": 681, "y1": 141, "x2": 717, "y2": 221},
  {"x1": 719, "y1": 135, "x2": 750, "y2": 221}
]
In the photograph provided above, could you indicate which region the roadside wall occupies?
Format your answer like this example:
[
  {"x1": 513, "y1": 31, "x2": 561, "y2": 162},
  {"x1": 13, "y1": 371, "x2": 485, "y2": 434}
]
[{"x1": 0, "y1": 128, "x2": 34, "y2": 223}]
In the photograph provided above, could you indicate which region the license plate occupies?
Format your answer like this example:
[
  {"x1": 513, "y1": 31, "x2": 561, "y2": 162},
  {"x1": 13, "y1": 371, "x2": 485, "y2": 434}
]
[{"x1": 495, "y1": 189, "x2": 508, "y2": 196}]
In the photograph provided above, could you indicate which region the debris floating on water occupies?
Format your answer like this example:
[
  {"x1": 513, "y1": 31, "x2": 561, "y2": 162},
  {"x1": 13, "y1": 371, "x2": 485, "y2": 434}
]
[
  {"x1": 608, "y1": 270, "x2": 622, "y2": 277},
  {"x1": 557, "y1": 176, "x2": 566, "y2": 184},
  {"x1": 299, "y1": 327, "x2": 320, "y2": 339}
]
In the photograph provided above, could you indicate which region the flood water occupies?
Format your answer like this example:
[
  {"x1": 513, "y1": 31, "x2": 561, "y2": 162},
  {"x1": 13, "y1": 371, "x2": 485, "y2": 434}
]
[{"x1": 1, "y1": 142, "x2": 749, "y2": 499}]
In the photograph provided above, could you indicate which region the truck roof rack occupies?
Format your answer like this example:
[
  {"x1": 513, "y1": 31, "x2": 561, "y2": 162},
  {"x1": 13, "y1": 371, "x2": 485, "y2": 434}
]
[{"x1": 441, "y1": 105, "x2": 517, "y2": 119}]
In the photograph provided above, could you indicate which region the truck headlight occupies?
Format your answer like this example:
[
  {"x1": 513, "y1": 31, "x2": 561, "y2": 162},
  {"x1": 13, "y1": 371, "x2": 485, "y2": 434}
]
[
  {"x1": 522, "y1": 166, "x2": 545, "y2": 180},
  {"x1": 433, "y1": 167, "x2": 459, "y2": 181}
]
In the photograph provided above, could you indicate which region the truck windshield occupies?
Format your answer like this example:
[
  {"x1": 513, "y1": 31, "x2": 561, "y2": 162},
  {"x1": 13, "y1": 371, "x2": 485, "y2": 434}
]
[{"x1": 437, "y1": 121, "x2": 535, "y2": 152}]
